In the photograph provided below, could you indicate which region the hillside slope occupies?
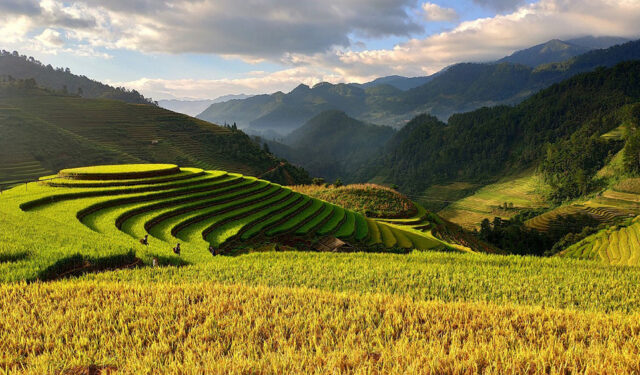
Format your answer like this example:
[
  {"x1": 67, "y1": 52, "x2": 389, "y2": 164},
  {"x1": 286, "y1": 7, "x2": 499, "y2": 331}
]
[
  {"x1": 0, "y1": 50, "x2": 152, "y2": 104},
  {"x1": 272, "y1": 111, "x2": 395, "y2": 182},
  {"x1": 0, "y1": 84, "x2": 309, "y2": 187}
]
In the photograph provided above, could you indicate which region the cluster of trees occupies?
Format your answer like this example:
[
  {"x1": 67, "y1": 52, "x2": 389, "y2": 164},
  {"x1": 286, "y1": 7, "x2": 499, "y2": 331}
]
[
  {"x1": 0, "y1": 50, "x2": 155, "y2": 105},
  {"x1": 540, "y1": 127, "x2": 620, "y2": 202},
  {"x1": 478, "y1": 213, "x2": 601, "y2": 256}
]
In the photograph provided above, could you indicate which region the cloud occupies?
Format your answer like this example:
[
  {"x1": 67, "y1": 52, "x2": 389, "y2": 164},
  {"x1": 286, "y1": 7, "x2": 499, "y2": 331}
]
[
  {"x1": 422, "y1": 2, "x2": 458, "y2": 22},
  {"x1": 5, "y1": 0, "x2": 424, "y2": 59},
  {"x1": 472, "y1": 0, "x2": 527, "y2": 12},
  {"x1": 35, "y1": 28, "x2": 64, "y2": 47},
  {"x1": 315, "y1": 0, "x2": 640, "y2": 78},
  {"x1": 107, "y1": 67, "x2": 346, "y2": 100}
]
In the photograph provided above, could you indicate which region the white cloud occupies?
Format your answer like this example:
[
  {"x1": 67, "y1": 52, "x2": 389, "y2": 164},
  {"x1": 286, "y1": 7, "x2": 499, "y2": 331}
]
[
  {"x1": 422, "y1": 2, "x2": 458, "y2": 22},
  {"x1": 106, "y1": 67, "x2": 347, "y2": 100},
  {"x1": 314, "y1": 0, "x2": 640, "y2": 78},
  {"x1": 35, "y1": 28, "x2": 64, "y2": 47}
]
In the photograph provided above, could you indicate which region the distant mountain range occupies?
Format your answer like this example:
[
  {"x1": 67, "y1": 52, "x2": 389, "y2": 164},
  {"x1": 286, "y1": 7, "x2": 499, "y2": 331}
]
[
  {"x1": 158, "y1": 94, "x2": 253, "y2": 116},
  {"x1": 197, "y1": 37, "x2": 637, "y2": 137}
]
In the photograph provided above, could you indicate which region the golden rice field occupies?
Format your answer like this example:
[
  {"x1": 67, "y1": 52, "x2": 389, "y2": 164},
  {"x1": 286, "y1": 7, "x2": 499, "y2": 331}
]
[
  {"x1": 2, "y1": 281, "x2": 640, "y2": 374},
  {"x1": 3, "y1": 164, "x2": 640, "y2": 373}
]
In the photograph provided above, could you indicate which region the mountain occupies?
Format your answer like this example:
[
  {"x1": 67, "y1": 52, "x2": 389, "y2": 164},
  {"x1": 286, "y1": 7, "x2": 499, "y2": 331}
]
[
  {"x1": 198, "y1": 39, "x2": 640, "y2": 135},
  {"x1": 366, "y1": 60, "x2": 640, "y2": 194},
  {"x1": 498, "y1": 39, "x2": 591, "y2": 67},
  {"x1": 357, "y1": 75, "x2": 434, "y2": 90},
  {"x1": 0, "y1": 80, "x2": 309, "y2": 186},
  {"x1": 159, "y1": 94, "x2": 253, "y2": 116},
  {"x1": 268, "y1": 110, "x2": 395, "y2": 181},
  {"x1": 0, "y1": 50, "x2": 153, "y2": 104}
]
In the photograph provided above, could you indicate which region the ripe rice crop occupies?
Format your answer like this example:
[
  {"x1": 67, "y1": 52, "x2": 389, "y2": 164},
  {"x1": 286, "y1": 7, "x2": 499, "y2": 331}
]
[{"x1": 2, "y1": 281, "x2": 640, "y2": 374}]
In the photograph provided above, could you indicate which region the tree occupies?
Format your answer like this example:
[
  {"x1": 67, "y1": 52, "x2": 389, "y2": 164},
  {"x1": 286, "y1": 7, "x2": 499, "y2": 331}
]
[
  {"x1": 262, "y1": 142, "x2": 270, "y2": 154},
  {"x1": 312, "y1": 177, "x2": 325, "y2": 186},
  {"x1": 334, "y1": 178, "x2": 343, "y2": 187}
]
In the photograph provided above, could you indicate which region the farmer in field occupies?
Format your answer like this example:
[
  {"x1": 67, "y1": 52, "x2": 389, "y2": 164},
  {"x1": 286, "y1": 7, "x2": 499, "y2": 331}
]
[
  {"x1": 209, "y1": 245, "x2": 217, "y2": 256},
  {"x1": 139, "y1": 234, "x2": 148, "y2": 246},
  {"x1": 173, "y1": 243, "x2": 181, "y2": 255}
]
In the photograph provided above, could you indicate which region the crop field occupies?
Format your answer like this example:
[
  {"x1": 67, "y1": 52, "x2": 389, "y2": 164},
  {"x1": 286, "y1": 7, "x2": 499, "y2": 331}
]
[
  {"x1": 561, "y1": 216, "x2": 640, "y2": 266},
  {"x1": 3, "y1": 279, "x2": 640, "y2": 374},
  {"x1": 3, "y1": 164, "x2": 640, "y2": 373},
  {"x1": 438, "y1": 172, "x2": 549, "y2": 229},
  {"x1": 0, "y1": 164, "x2": 467, "y2": 281}
]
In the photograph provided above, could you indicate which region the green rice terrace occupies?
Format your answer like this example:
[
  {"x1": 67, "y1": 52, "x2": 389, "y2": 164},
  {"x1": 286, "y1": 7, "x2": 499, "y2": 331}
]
[{"x1": 0, "y1": 164, "x2": 489, "y2": 282}]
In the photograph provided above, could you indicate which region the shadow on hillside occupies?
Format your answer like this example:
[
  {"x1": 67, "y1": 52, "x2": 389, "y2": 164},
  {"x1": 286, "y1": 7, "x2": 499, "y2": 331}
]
[
  {"x1": 0, "y1": 251, "x2": 29, "y2": 263},
  {"x1": 36, "y1": 250, "x2": 143, "y2": 281}
]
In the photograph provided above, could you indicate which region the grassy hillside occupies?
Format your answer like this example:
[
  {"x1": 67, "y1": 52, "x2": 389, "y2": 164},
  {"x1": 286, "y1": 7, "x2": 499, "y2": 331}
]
[
  {"x1": 0, "y1": 164, "x2": 480, "y2": 282},
  {"x1": 0, "y1": 84, "x2": 309, "y2": 187}
]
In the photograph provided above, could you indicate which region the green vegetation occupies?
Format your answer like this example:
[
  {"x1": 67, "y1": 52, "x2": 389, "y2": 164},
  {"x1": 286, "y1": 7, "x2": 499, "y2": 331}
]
[
  {"x1": 370, "y1": 61, "x2": 640, "y2": 195},
  {"x1": 437, "y1": 172, "x2": 548, "y2": 229},
  {"x1": 1, "y1": 50, "x2": 153, "y2": 104},
  {"x1": 272, "y1": 110, "x2": 395, "y2": 182},
  {"x1": 292, "y1": 183, "x2": 416, "y2": 218},
  {"x1": 561, "y1": 216, "x2": 640, "y2": 266}
]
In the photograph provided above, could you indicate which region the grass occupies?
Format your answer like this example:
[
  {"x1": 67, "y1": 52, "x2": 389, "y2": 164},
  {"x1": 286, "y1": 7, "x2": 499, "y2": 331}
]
[
  {"x1": 3, "y1": 280, "x2": 640, "y2": 374},
  {"x1": 0, "y1": 86, "x2": 308, "y2": 185},
  {"x1": 59, "y1": 163, "x2": 179, "y2": 179}
]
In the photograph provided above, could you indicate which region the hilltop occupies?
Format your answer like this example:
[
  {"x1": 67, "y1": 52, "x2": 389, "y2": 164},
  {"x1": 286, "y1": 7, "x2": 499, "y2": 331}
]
[
  {"x1": 0, "y1": 82, "x2": 309, "y2": 187},
  {"x1": 269, "y1": 110, "x2": 395, "y2": 182}
]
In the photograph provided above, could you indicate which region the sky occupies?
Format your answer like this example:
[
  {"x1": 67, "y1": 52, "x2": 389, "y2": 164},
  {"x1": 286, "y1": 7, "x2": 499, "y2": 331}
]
[{"x1": 1, "y1": 0, "x2": 640, "y2": 100}]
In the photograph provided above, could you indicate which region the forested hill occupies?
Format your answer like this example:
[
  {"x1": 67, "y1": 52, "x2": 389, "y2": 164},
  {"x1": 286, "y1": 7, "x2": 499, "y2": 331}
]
[
  {"x1": 198, "y1": 39, "x2": 640, "y2": 136},
  {"x1": 0, "y1": 50, "x2": 153, "y2": 104},
  {"x1": 0, "y1": 81, "x2": 310, "y2": 186},
  {"x1": 268, "y1": 110, "x2": 395, "y2": 182},
  {"x1": 369, "y1": 61, "x2": 640, "y2": 194}
]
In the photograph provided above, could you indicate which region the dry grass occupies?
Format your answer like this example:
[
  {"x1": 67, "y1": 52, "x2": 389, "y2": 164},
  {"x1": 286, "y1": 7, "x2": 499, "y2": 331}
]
[{"x1": 2, "y1": 281, "x2": 640, "y2": 374}]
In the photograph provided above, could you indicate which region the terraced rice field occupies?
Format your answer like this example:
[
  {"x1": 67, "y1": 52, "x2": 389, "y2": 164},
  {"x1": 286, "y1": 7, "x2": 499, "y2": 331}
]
[
  {"x1": 560, "y1": 216, "x2": 640, "y2": 266},
  {"x1": 11, "y1": 164, "x2": 461, "y2": 264},
  {"x1": 0, "y1": 159, "x2": 52, "y2": 188},
  {"x1": 524, "y1": 204, "x2": 634, "y2": 232},
  {"x1": 437, "y1": 172, "x2": 548, "y2": 229}
]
